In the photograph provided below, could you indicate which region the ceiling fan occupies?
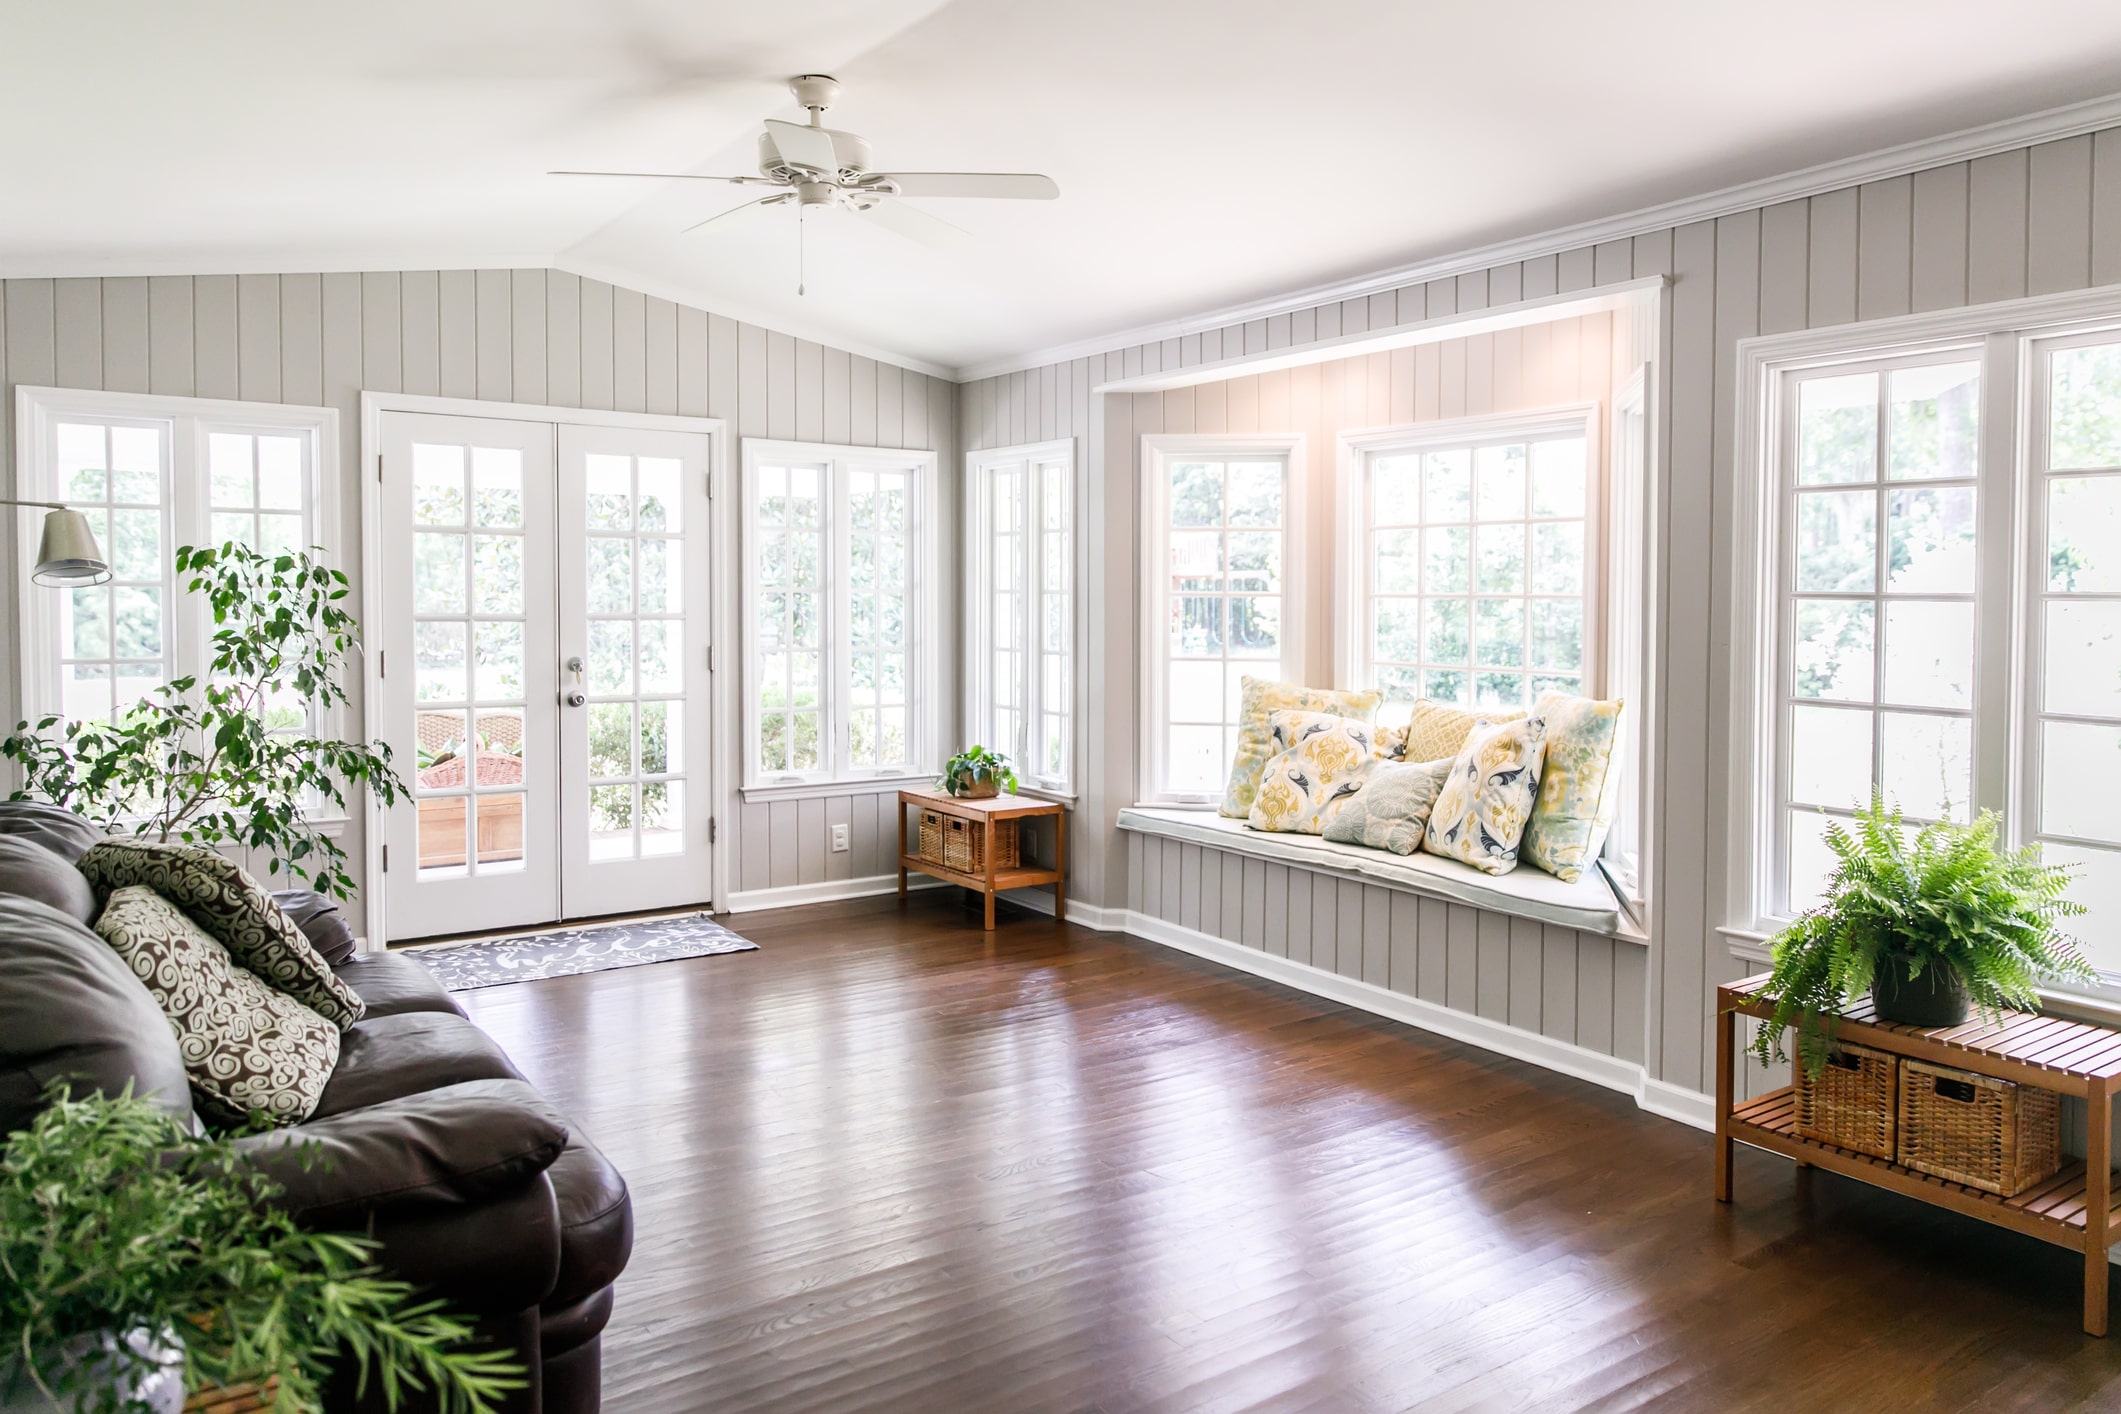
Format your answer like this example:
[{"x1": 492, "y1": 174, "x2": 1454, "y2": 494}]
[{"x1": 553, "y1": 74, "x2": 1059, "y2": 288}]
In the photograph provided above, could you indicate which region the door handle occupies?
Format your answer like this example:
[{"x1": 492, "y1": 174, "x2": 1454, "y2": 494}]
[{"x1": 564, "y1": 689, "x2": 587, "y2": 707}]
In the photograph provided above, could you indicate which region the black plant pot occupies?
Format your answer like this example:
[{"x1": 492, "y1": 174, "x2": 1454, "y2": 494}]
[{"x1": 1872, "y1": 958, "x2": 1971, "y2": 1028}]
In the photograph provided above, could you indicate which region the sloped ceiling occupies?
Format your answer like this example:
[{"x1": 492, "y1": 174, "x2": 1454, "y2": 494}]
[{"x1": 6, "y1": 0, "x2": 2121, "y2": 375}]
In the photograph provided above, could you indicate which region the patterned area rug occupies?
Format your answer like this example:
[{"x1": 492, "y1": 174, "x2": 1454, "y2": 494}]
[{"x1": 409, "y1": 912, "x2": 758, "y2": 992}]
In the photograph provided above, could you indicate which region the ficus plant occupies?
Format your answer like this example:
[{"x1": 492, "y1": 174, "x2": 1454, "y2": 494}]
[
  {"x1": 0, "y1": 1086, "x2": 522, "y2": 1414},
  {"x1": 2, "y1": 543, "x2": 406, "y2": 901},
  {"x1": 1747, "y1": 794, "x2": 2095, "y2": 1077}
]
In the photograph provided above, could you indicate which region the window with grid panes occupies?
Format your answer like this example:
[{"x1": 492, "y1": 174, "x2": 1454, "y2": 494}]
[
  {"x1": 1358, "y1": 425, "x2": 1593, "y2": 714},
  {"x1": 968, "y1": 442, "x2": 1074, "y2": 793},
  {"x1": 743, "y1": 441, "x2": 932, "y2": 790},
  {"x1": 17, "y1": 391, "x2": 330, "y2": 737}
]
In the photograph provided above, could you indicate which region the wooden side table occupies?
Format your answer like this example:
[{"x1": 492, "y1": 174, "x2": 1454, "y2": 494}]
[
  {"x1": 1718, "y1": 972, "x2": 2121, "y2": 1335},
  {"x1": 897, "y1": 787, "x2": 1066, "y2": 931}
]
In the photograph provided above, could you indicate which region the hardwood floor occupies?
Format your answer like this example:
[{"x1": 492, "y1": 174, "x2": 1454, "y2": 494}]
[{"x1": 456, "y1": 892, "x2": 2121, "y2": 1412}]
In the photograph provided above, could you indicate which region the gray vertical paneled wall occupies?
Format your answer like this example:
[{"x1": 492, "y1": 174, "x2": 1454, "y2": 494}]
[
  {"x1": 0, "y1": 270, "x2": 958, "y2": 937},
  {"x1": 962, "y1": 124, "x2": 2121, "y2": 1103}
]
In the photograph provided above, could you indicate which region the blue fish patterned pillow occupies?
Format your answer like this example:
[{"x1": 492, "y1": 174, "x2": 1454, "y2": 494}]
[{"x1": 1420, "y1": 716, "x2": 1549, "y2": 875}]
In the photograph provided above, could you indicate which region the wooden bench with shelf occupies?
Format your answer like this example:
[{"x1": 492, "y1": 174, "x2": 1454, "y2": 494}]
[{"x1": 1717, "y1": 972, "x2": 2121, "y2": 1335}]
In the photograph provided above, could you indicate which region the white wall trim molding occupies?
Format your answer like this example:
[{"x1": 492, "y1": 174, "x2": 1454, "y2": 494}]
[
  {"x1": 1119, "y1": 907, "x2": 1712, "y2": 1132},
  {"x1": 993, "y1": 886, "x2": 1128, "y2": 933},
  {"x1": 723, "y1": 872, "x2": 946, "y2": 914},
  {"x1": 957, "y1": 90, "x2": 2121, "y2": 382}
]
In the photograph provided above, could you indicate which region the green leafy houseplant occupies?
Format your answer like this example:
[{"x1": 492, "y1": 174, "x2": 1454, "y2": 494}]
[
  {"x1": 940, "y1": 745, "x2": 1016, "y2": 799},
  {"x1": 2, "y1": 544, "x2": 406, "y2": 902},
  {"x1": 1747, "y1": 794, "x2": 2096, "y2": 1077},
  {"x1": 0, "y1": 1088, "x2": 521, "y2": 1414}
]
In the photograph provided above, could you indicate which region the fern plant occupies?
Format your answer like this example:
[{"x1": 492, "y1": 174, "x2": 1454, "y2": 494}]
[{"x1": 1747, "y1": 794, "x2": 2095, "y2": 1077}]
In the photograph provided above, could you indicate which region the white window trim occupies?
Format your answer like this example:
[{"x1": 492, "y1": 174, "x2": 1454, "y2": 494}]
[
  {"x1": 1138, "y1": 432, "x2": 1308, "y2": 807},
  {"x1": 1331, "y1": 403, "x2": 1603, "y2": 701},
  {"x1": 739, "y1": 437, "x2": 940, "y2": 801},
  {"x1": 12, "y1": 384, "x2": 343, "y2": 746},
  {"x1": 965, "y1": 438, "x2": 1078, "y2": 798},
  {"x1": 1724, "y1": 282, "x2": 2121, "y2": 955},
  {"x1": 1604, "y1": 367, "x2": 1651, "y2": 913}
]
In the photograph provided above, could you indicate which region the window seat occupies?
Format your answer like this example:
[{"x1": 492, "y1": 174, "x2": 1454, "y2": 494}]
[{"x1": 1117, "y1": 807, "x2": 1625, "y2": 937}]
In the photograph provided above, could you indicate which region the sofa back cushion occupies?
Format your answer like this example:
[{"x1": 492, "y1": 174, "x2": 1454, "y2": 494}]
[
  {"x1": 0, "y1": 896, "x2": 194, "y2": 1138},
  {"x1": 94, "y1": 885, "x2": 341, "y2": 1128},
  {"x1": 80, "y1": 841, "x2": 363, "y2": 1028},
  {"x1": 0, "y1": 836, "x2": 98, "y2": 923},
  {"x1": 0, "y1": 801, "x2": 102, "y2": 865}
]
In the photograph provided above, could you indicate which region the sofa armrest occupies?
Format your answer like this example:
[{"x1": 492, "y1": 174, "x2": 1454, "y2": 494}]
[
  {"x1": 363, "y1": 1171, "x2": 564, "y2": 1314},
  {"x1": 230, "y1": 1078, "x2": 569, "y2": 1226}
]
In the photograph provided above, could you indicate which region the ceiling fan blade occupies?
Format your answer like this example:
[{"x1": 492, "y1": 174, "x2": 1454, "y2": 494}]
[
  {"x1": 681, "y1": 193, "x2": 791, "y2": 236},
  {"x1": 763, "y1": 119, "x2": 841, "y2": 174},
  {"x1": 550, "y1": 170, "x2": 768, "y2": 184},
  {"x1": 854, "y1": 198, "x2": 973, "y2": 251},
  {"x1": 876, "y1": 172, "x2": 1059, "y2": 200}
]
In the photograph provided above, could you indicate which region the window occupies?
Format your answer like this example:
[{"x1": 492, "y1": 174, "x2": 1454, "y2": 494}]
[
  {"x1": 1778, "y1": 355, "x2": 1983, "y2": 914},
  {"x1": 967, "y1": 440, "x2": 1075, "y2": 794},
  {"x1": 741, "y1": 439, "x2": 939, "y2": 794},
  {"x1": 1344, "y1": 410, "x2": 1597, "y2": 716},
  {"x1": 1140, "y1": 435, "x2": 1305, "y2": 805},
  {"x1": 14, "y1": 388, "x2": 335, "y2": 730},
  {"x1": 1733, "y1": 302, "x2": 2121, "y2": 984}
]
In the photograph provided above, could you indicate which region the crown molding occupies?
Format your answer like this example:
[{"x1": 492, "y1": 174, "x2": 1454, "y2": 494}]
[
  {"x1": 552, "y1": 255, "x2": 956, "y2": 382},
  {"x1": 951, "y1": 89, "x2": 2121, "y2": 384},
  {"x1": 0, "y1": 245, "x2": 557, "y2": 281}
]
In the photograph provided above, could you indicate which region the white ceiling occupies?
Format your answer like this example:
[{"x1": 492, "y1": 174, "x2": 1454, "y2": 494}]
[{"x1": 6, "y1": 0, "x2": 2121, "y2": 376}]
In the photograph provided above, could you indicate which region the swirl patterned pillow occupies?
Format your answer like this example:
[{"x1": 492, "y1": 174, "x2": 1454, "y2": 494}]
[
  {"x1": 1247, "y1": 712, "x2": 1378, "y2": 835},
  {"x1": 1374, "y1": 700, "x2": 1526, "y2": 763},
  {"x1": 1521, "y1": 692, "x2": 1626, "y2": 882},
  {"x1": 94, "y1": 885, "x2": 340, "y2": 1127},
  {"x1": 79, "y1": 841, "x2": 363, "y2": 1029},
  {"x1": 1320, "y1": 757, "x2": 1453, "y2": 855},
  {"x1": 1421, "y1": 716, "x2": 1549, "y2": 875},
  {"x1": 1219, "y1": 677, "x2": 1384, "y2": 819}
]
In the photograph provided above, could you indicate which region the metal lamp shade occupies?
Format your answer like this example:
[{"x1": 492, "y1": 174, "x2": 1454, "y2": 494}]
[{"x1": 32, "y1": 508, "x2": 110, "y2": 587}]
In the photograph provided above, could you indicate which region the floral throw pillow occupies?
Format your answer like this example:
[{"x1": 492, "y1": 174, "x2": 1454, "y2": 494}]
[
  {"x1": 1375, "y1": 700, "x2": 1525, "y2": 763},
  {"x1": 1219, "y1": 677, "x2": 1384, "y2": 819},
  {"x1": 1521, "y1": 692, "x2": 1626, "y2": 882},
  {"x1": 1321, "y1": 757, "x2": 1454, "y2": 855},
  {"x1": 94, "y1": 885, "x2": 340, "y2": 1128},
  {"x1": 1247, "y1": 713, "x2": 1378, "y2": 835},
  {"x1": 1421, "y1": 716, "x2": 1549, "y2": 875},
  {"x1": 80, "y1": 841, "x2": 364, "y2": 1029}
]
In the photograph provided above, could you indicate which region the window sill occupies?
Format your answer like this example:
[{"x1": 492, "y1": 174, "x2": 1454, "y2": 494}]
[
  {"x1": 741, "y1": 773, "x2": 937, "y2": 804},
  {"x1": 1118, "y1": 808, "x2": 1632, "y2": 938}
]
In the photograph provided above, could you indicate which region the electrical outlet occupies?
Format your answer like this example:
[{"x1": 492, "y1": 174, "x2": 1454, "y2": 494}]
[{"x1": 830, "y1": 822, "x2": 850, "y2": 852}]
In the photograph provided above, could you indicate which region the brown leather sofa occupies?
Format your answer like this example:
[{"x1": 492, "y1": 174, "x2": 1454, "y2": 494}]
[{"x1": 0, "y1": 803, "x2": 631, "y2": 1414}]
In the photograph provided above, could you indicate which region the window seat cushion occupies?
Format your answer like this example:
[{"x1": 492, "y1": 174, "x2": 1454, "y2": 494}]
[{"x1": 1118, "y1": 806, "x2": 1624, "y2": 937}]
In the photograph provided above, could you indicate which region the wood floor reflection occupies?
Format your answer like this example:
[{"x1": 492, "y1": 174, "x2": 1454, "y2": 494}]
[{"x1": 456, "y1": 892, "x2": 2121, "y2": 1412}]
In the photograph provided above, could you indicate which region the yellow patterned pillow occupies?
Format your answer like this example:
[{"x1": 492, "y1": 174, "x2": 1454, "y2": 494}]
[
  {"x1": 1247, "y1": 712, "x2": 1379, "y2": 835},
  {"x1": 1421, "y1": 716, "x2": 1549, "y2": 875},
  {"x1": 1376, "y1": 699, "x2": 1525, "y2": 763},
  {"x1": 1521, "y1": 692, "x2": 1625, "y2": 882},
  {"x1": 1218, "y1": 677, "x2": 1384, "y2": 818}
]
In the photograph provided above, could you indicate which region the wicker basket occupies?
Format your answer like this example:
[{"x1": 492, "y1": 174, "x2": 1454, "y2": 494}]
[
  {"x1": 1794, "y1": 1040, "x2": 1898, "y2": 1159},
  {"x1": 917, "y1": 809, "x2": 1020, "y2": 873},
  {"x1": 185, "y1": 1378, "x2": 277, "y2": 1412},
  {"x1": 1896, "y1": 1058, "x2": 2061, "y2": 1196}
]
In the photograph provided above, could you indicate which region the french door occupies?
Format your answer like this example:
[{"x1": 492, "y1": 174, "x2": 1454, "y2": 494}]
[{"x1": 376, "y1": 410, "x2": 714, "y2": 941}]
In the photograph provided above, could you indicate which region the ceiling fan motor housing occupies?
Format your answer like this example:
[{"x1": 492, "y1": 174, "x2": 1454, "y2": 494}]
[{"x1": 758, "y1": 128, "x2": 871, "y2": 185}]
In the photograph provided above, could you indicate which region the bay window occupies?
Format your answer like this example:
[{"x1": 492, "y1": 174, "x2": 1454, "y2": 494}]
[{"x1": 1139, "y1": 435, "x2": 1305, "y2": 805}]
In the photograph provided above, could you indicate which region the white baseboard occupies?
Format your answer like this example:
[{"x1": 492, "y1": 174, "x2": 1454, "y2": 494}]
[
  {"x1": 993, "y1": 887, "x2": 1129, "y2": 932},
  {"x1": 1117, "y1": 907, "x2": 1714, "y2": 1133},
  {"x1": 723, "y1": 873, "x2": 946, "y2": 913}
]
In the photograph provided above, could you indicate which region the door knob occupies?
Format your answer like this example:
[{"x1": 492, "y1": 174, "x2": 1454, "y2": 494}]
[{"x1": 564, "y1": 689, "x2": 587, "y2": 707}]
